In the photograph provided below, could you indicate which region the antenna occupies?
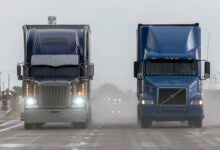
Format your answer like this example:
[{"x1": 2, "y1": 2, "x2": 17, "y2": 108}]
[{"x1": 207, "y1": 32, "x2": 211, "y2": 60}]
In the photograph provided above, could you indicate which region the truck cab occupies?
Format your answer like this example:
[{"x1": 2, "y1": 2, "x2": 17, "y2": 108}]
[
  {"x1": 134, "y1": 24, "x2": 210, "y2": 128},
  {"x1": 17, "y1": 18, "x2": 94, "y2": 129}
]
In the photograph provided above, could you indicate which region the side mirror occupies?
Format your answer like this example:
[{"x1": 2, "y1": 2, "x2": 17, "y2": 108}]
[
  {"x1": 17, "y1": 64, "x2": 23, "y2": 80},
  {"x1": 204, "y1": 61, "x2": 210, "y2": 79},
  {"x1": 134, "y1": 61, "x2": 144, "y2": 79},
  {"x1": 88, "y1": 63, "x2": 94, "y2": 80},
  {"x1": 134, "y1": 61, "x2": 139, "y2": 78}
]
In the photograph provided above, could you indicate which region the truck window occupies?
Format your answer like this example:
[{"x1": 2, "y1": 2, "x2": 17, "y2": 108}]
[
  {"x1": 33, "y1": 31, "x2": 79, "y2": 55},
  {"x1": 146, "y1": 60, "x2": 198, "y2": 76},
  {"x1": 30, "y1": 66, "x2": 79, "y2": 79},
  {"x1": 43, "y1": 38, "x2": 67, "y2": 44}
]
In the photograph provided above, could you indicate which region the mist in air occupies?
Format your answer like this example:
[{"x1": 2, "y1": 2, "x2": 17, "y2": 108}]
[
  {"x1": 1, "y1": 0, "x2": 220, "y2": 127},
  {"x1": 0, "y1": 0, "x2": 219, "y2": 91},
  {"x1": 90, "y1": 84, "x2": 220, "y2": 127}
]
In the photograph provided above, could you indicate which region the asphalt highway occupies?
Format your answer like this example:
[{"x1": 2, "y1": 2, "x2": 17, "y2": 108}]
[{"x1": 0, "y1": 90, "x2": 220, "y2": 150}]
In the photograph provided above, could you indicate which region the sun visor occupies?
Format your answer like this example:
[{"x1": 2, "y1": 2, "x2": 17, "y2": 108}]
[{"x1": 31, "y1": 55, "x2": 79, "y2": 66}]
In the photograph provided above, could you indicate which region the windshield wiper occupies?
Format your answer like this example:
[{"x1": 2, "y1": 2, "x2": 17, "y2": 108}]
[{"x1": 161, "y1": 88, "x2": 184, "y2": 105}]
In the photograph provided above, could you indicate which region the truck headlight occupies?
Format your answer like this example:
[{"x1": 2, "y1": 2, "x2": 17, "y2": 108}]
[
  {"x1": 141, "y1": 100, "x2": 154, "y2": 105},
  {"x1": 72, "y1": 97, "x2": 86, "y2": 108},
  {"x1": 25, "y1": 97, "x2": 38, "y2": 108},
  {"x1": 191, "y1": 100, "x2": 203, "y2": 105}
]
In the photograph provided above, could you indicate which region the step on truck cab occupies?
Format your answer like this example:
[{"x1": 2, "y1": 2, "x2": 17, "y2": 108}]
[
  {"x1": 134, "y1": 24, "x2": 210, "y2": 128},
  {"x1": 17, "y1": 17, "x2": 94, "y2": 129}
]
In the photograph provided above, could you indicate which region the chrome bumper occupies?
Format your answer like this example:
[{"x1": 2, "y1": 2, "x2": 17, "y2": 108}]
[{"x1": 24, "y1": 108, "x2": 88, "y2": 123}]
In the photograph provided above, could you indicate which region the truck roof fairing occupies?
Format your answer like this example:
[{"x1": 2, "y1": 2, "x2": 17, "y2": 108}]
[
  {"x1": 137, "y1": 24, "x2": 201, "y2": 60},
  {"x1": 23, "y1": 25, "x2": 90, "y2": 64}
]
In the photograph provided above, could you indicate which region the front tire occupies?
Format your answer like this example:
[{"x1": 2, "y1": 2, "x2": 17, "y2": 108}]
[
  {"x1": 140, "y1": 117, "x2": 152, "y2": 128},
  {"x1": 194, "y1": 118, "x2": 202, "y2": 128},
  {"x1": 73, "y1": 122, "x2": 87, "y2": 129},
  {"x1": 24, "y1": 123, "x2": 33, "y2": 130},
  {"x1": 188, "y1": 118, "x2": 202, "y2": 128},
  {"x1": 35, "y1": 123, "x2": 44, "y2": 129}
]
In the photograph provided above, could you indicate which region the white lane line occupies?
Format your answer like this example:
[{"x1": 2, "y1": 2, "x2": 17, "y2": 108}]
[
  {"x1": 84, "y1": 137, "x2": 91, "y2": 140},
  {"x1": 66, "y1": 142, "x2": 100, "y2": 148},
  {"x1": 140, "y1": 142, "x2": 157, "y2": 148},
  {"x1": 0, "y1": 144, "x2": 27, "y2": 148},
  {"x1": 79, "y1": 142, "x2": 87, "y2": 145},
  {"x1": 0, "y1": 120, "x2": 18, "y2": 127},
  {"x1": 0, "y1": 123, "x2": 23, "y2": 132}
]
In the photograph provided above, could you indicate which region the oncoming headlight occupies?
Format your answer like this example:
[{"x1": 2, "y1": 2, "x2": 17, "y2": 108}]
[
  {"x1": 191, "y1": 100, "x2": 203, "y2": 105},
  {"x1": 72, "y1": 97, "x2": 86, "y2": 108},
  {"x1": 141, "y1": 100, "x2": 154, "y2": 105},
  {"x1": 74, "y1": 97, "x2": 84, "y2": 105},
  {"x1": 25, "y1": 97, "x2": 38, "y2": 108}
]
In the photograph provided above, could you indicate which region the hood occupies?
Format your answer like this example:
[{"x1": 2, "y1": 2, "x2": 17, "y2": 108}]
[
  {"x1": 31, "y1": 77, "x2": 78, "y2": 83},
  {"x1": 145, "y1": 76, "x2": 198, "y2": 88}
]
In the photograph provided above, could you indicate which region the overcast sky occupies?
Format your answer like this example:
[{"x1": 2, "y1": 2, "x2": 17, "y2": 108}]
[{"x1": 0, "y1": 0, "x2": 219, "y2": 91}]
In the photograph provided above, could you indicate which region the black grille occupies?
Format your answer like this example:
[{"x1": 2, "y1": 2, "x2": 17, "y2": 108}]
[
  {"x1": 38, "y1": 83, "x2": 70, "y2": 108},
  {"x1": 158, "y1": 88, "x2": 186, "y2": 105}
]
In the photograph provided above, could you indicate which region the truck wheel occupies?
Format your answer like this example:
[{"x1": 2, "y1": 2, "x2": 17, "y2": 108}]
[
  {"x1": 73, "y1": 122, "x2": 87, "y2": 129},
  {"x1": 194, "y1": 118, "x2": 202, "y2": 128},
  {"x1": 140, "y1": 117, "x2": 152, "y2": 128},
  {"x1": 35, "y1": 123, "x2": 43, "y2": 129},
  {"x1": 188, "y1": 118, "x2": 202, "y2": 128},
  {"x1": 24, "y1": 123, "x2": 33, "y2": 130},
  {"x1": 137, "y1": 111, "x2": 140, "y2": 123}
]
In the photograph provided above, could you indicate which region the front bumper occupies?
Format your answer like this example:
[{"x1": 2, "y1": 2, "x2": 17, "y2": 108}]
[
  {"x1": 24, "y1": 108, "x2": 88, "y2": 123},
  {"x1": 139, "y1": 105, "x2": 204, "y2": 121}
]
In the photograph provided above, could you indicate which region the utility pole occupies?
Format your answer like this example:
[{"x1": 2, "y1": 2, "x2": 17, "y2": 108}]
[
  {"x1": 0, "y1": 72, "x2": 1, "y2": 92},
  {"x1": 8, "y1": 73, "x2": 10, "y2": 91}
]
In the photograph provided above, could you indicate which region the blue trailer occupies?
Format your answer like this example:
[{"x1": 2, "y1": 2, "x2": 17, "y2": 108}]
[
  {"x1": 17, "y1": 17, "x2": 94, "y2": 129},
  {"x1": 134, "y1": 24, "x2": 210, "y2": 128}
]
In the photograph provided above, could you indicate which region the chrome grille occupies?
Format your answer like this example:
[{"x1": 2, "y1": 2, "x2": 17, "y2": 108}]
[
  {"x1": 158, "y1": 88, "x2": 186, "y2": 105},
  {"x1": 38, "y1": 83, "x2": 70, "y2": 108}
]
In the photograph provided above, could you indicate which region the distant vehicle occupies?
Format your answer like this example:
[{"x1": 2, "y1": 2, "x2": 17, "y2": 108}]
[
  {"x1": 134, "y1": 24, "x2": 210, "y2": 128},
  {"x1": 17, "y1": 17, "x2": 94, "y2": 129},
  {"x1": 2, "y1": 93, "x2": 7, "y2": 107}
]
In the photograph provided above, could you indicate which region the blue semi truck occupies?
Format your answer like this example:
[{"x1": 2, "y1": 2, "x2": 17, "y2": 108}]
[
  {"x1": 17, "y1": 17, "x2": 94, "y2": 129},
  {"x1": 134, "y1": 24, "x2": 210, "y2": 128}
]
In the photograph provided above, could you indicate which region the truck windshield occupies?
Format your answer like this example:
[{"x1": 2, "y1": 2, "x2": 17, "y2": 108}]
[
  {"x1": 30, "y1": 66, "x2": 79, "y2": 79},
  {"x1": 146, "y1": 60, "x2": 198, "y2": 76}
]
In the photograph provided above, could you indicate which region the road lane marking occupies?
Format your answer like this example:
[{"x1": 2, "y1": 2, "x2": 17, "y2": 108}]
[
  {"x1": 0, "y1": 144, "x2": 27, "y2": 148},
  {"x1": 66, "y1": 142, "x2": 100, "y2": 148},
  {"x1": 0, "y1": 123, "x2": 23, "y2": 132},
  {"x1": 94, "y1": 129, "x2": 98, "y2": 132},
  {"x1": 0, "y1": 119, "x2": 18, "y2": 127},
  {"x1": 140, "y1": 142, "x2": 157, "y2": 148},
  {"x1": 84, "y1": 137, "x2": 91, "y2": 140}
]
